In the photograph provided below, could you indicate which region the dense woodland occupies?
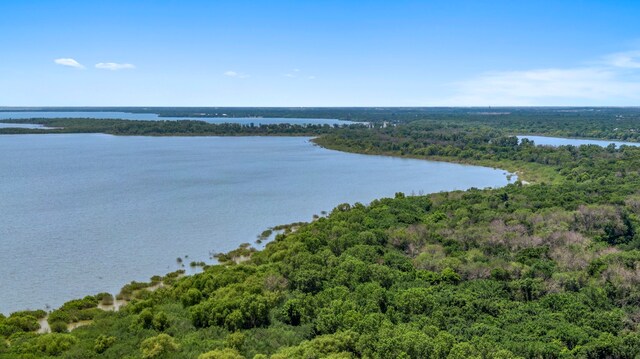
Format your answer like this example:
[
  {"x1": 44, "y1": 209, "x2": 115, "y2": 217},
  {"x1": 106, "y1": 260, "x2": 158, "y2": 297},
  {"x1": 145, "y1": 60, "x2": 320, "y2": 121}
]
[
  {"x1": 3, "y1": 107, "x2": 640, "y2": 139},
  {"x1": 0, "y1": 118, "x2": 361, "y2": 136},
  {"x1": 3, "y1": 110, "x2": 640, "y2": 358}
]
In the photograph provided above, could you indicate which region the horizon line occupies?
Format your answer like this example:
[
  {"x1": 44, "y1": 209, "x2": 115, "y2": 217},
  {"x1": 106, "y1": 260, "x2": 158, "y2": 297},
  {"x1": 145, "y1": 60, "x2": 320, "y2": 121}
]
[{"x1": 2, "y1": 106, "x2": 640, "y2": 109}]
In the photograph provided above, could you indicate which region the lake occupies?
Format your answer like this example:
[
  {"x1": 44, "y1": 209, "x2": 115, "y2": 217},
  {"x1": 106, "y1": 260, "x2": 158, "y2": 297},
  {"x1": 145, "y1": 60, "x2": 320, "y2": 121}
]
[
  {"x1": 518, "y1": 135, "x2": 640, "y2": 148},
  {"x1": 0, "y1": 123, "x2": 56, "y2": 129},
  {"x1": 0, "y1": 111, "x2": 358, "y2": 126},
  {"x1": 0, "y1": 134, "x2": 513, "y2": 314}
]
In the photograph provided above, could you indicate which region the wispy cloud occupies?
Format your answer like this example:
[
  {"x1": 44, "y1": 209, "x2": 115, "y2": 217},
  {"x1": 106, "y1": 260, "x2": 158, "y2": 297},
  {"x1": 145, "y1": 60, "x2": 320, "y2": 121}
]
[
  {"x1": 54, "y1": 58, "x2": 85, "y2": 69},
  {"x1": 95, "y1": 62, "x2": 136, "y2": 71},
  {"x1": 604, "y1": 51, "x2": 640, "y2": 69},
  {"x1": 283, "y1": 69, "x2": 315, "y2": 80},
  {"x1": 224, "y1": 70, "x2": 249, "y2": 78},
  {"x1": 434, "y1": 50, "x2": 640, "y2": 106}
]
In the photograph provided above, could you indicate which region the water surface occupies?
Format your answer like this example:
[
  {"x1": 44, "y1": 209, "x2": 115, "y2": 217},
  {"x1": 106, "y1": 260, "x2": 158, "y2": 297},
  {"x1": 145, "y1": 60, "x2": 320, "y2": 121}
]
[
  {"x1": 0, "y1": 123, "x2": 53, "y2": 129},
  {"x1": 0, "y1": 134, "x2": 512, "y2": 313},
  {"x1": 518, "y1": 135, "x2": 640, "y2": 148}
]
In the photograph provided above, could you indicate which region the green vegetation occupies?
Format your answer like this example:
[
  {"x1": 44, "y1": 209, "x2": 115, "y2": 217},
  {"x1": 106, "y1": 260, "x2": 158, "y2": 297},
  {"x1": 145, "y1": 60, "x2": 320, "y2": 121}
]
[
  {"x1": 0, "y1": 118, "x2": 362, "y2": 136},
  {"x1": 4, "y1": 106, "x2": 640, "y2": 132},
  {"x1": 95, "y1": 293, "x2": 114, "y2": 307},
  {"x1": 214, "y1": 243, "x2": 257, "y2": 265},
  {"x1": 47, "y1": 296, "x2": 100, "y2": 333},
  {"x1": 4, "y1": 110, "x2": 640, "y2": 357},
  {"x1": 0, "y1": 310, "x2": 46, "y2": 336}
]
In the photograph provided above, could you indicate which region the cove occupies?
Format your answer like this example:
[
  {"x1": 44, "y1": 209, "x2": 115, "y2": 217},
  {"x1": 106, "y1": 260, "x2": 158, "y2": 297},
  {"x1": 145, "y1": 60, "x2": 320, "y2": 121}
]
[{"x1": 0, "y1": 134, "x2": 513, "y2": 314}]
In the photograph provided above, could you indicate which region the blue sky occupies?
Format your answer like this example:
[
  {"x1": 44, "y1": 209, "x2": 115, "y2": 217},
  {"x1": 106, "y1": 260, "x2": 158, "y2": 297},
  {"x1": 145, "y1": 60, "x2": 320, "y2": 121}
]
[{"x1": 1, "y1": 0, "x2": 640, "y2": 106}]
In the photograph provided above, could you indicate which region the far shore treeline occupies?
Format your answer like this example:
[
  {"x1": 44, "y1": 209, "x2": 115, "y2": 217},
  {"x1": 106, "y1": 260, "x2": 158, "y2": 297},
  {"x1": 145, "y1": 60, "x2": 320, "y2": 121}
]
[
  {"x1": 0, "y1": 118, "x2": 366, "y2": 136},
  {"x1": 3, "y1": 106, "x2": 640, "y2": 140}
]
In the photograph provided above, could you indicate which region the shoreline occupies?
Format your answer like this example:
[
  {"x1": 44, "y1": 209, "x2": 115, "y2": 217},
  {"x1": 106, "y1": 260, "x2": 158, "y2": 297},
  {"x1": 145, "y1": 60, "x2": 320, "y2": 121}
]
[
  {"x1": 2, "y1": 136, "x2": 518, "y2": 320},
  {"x1": 311, "y1": 137, "x2": 550, "y2": 184}
]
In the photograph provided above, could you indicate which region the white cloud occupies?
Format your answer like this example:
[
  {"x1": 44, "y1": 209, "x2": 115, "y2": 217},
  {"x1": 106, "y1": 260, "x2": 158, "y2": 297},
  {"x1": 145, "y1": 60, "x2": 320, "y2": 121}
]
[
  {"x1": 54, "y1": 58, "x2": 85, "y2": 69},
  {"x1": 434, "y1": 51, "x2": 640, "y2": 106},
  {"x1": 604, "y1": 51, "x2": 640, "y2": 69},
  {"x1": 95, "y1": 62, "x2": 136, "y2": 71},
  {"x1": 224, "y1": 70, "x2": 249, "y2": 78},
  {"x1": 283, "y1": 69, "x2": 315, "y2": 80}
]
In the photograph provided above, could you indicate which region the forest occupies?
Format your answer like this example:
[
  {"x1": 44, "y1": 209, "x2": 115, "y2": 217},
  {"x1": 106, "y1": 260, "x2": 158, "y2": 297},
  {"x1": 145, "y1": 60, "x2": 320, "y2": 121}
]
[
  {"x1": 4, "y1": 106, "x2": 640, "y2": 134},
  {"x1": 3, "y1": 110, "x2": 640, "y2": 358},
  {"x1": 0, "y1": 118, "x2": 363, "y2": 136}
]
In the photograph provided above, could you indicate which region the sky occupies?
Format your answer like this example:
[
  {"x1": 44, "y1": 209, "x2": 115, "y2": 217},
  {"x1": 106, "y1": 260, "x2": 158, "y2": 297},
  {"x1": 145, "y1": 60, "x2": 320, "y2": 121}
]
[{"x1": 1, "y1": 0, "x2": 640, "y2": 107}]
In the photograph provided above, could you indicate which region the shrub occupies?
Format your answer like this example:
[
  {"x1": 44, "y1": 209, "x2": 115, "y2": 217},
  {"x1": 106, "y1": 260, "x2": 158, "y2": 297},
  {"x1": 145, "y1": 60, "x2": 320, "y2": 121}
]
[
  {"x1": 140, "y1": 333, "x2": 179, "y2": 358},
  {"x1": 49, "y1": 321, "x2": 68, "y2": 333},
  {"x1": 35, "y1": 333, "x2": 77, "y2": 356},
  {"x1": 94, "y1": 334, "x2": 116, "y2": 353},
  {"x1": 153, "y1": 311, "x2": 170, "y2": 331},
  {"x1": 199, "y1": 348, "x2": 245, "y2": 359}
]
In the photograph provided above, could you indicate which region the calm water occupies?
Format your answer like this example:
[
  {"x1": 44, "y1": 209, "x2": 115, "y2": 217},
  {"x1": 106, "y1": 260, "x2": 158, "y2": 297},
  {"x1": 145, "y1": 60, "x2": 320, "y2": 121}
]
[
  {"x1": 0, "y1": 111, "x2": 357, "y2": 126},
  {"x1": 0, "y1": 135, "x2": 512, "y2": 314},
  {"x1": 0, "y1": 123, "x2": 53, "y2": 129},
  {"x1": 518, "y1": 135, "x2": 640, "y2": 148}
]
